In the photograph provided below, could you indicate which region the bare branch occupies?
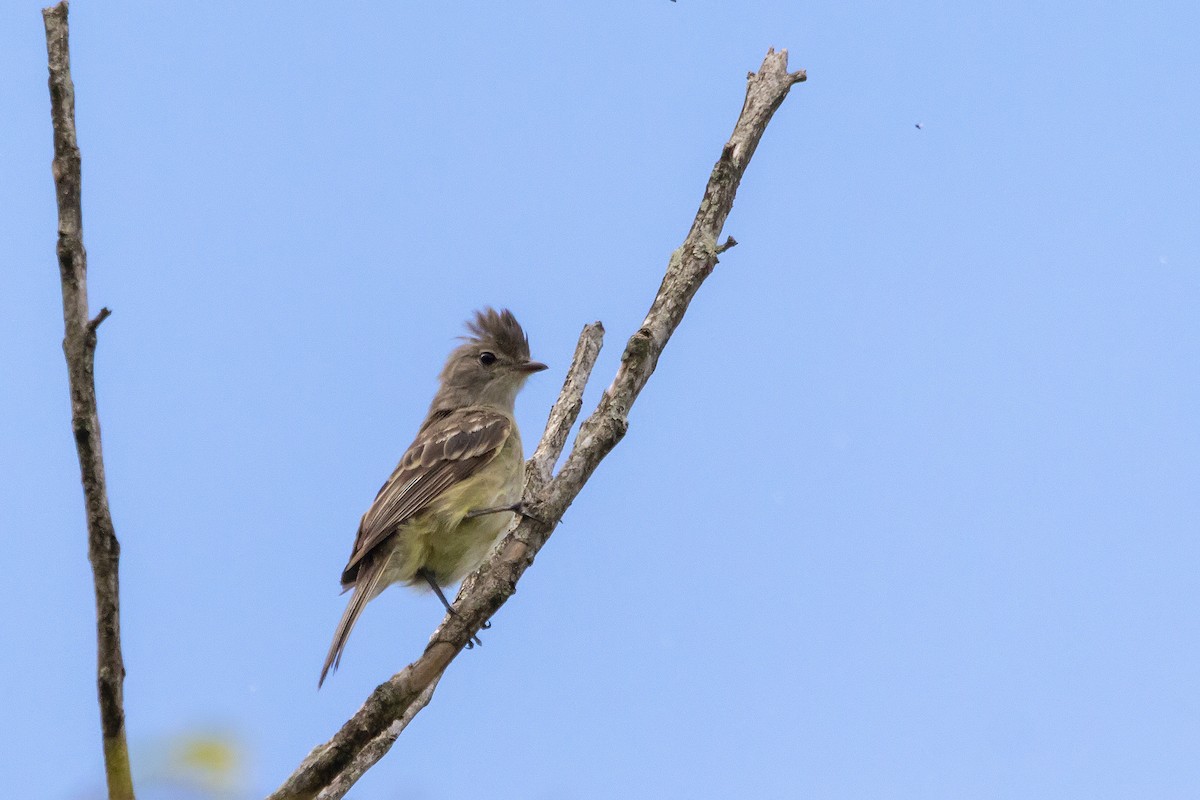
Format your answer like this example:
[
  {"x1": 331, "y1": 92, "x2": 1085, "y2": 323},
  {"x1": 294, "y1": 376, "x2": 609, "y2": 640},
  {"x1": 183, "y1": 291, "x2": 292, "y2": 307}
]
[
  {"x1": 269, "y1": 48, "x2": 806, "y2": 799},
  {"x1": 528, "y1": 321, "x2": 606, "y2": 487},
  {"x1": 43, "y1": 2, "x2": 135, "y2": 799},
  {"x1": 313, "y1": 676, "x2": 442, "y2": 800},
  {"x1": 537, "y1": 47, "x2": 807, "y2": 558}
]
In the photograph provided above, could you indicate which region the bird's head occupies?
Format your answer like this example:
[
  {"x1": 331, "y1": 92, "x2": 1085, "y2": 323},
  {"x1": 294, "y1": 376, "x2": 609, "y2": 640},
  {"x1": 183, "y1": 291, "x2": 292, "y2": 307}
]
[{"x1": 432, "y1": 308, "x2": 547, "y2": 412}]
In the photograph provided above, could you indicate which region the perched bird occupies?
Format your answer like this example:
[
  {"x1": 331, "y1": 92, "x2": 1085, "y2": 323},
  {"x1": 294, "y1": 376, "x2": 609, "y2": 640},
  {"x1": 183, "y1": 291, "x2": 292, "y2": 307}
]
[{"x1": 320, "y1": 308, "x2": 547, "y2": 686}]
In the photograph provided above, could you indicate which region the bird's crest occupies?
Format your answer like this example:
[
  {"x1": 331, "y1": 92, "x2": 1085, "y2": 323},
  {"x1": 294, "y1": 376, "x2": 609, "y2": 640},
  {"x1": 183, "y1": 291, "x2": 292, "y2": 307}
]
[{"x1": 462, "y1": 308, "x2": 531, "y2": 361}]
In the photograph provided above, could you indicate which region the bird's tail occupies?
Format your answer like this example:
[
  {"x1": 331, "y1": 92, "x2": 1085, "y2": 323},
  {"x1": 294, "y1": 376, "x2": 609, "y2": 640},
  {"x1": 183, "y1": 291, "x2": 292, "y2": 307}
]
[{"x1": 319, "y1": 558, "x2": 385, "y2": 688}]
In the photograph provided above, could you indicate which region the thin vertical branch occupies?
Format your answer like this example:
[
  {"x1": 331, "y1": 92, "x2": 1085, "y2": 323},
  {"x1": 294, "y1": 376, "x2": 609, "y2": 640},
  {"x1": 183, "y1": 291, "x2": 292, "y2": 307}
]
[{"x1": 43, "y1": 3, "x2": 134, "y2": 799}]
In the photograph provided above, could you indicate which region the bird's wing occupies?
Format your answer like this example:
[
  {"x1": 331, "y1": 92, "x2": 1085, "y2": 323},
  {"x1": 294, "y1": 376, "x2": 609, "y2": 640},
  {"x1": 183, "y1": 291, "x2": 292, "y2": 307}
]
[{"x1": 340, "y1": 408, "x2": 512, "y2": 586}]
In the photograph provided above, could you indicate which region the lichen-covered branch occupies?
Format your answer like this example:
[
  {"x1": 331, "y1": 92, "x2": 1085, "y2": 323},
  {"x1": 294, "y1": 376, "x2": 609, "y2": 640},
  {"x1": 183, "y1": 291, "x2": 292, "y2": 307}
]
[
  {"x1": 268, "y1": 48, "x2": 805, "y2": 800},
  {"x1": 312, "y1": 675, "x2": 441, "y2": 800},
  {"x1": 43, "y1": 3, "x2": 135, "y2": 799},
  {"x1": 528, "y1": 321, "x2": 606, "y2": 488}
]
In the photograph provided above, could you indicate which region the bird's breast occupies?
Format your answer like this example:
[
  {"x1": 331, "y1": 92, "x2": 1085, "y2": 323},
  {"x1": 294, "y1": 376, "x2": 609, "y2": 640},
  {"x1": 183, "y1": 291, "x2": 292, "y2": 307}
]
[{"x1": 404, "y1": 431, "x2": 524, "y2": 586}]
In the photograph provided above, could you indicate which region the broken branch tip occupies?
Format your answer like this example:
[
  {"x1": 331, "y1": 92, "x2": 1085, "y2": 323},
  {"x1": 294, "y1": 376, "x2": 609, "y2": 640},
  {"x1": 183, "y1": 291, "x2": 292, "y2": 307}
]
[{"x1": 88, "y1": 307, "x2": 112, "y2": 331}]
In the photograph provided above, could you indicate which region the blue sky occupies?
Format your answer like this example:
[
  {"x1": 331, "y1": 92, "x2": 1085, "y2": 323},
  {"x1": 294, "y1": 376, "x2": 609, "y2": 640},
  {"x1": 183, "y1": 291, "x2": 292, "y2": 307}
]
[{"x1": 2, "y1": 1, "x2": 1198, "y2": 798}]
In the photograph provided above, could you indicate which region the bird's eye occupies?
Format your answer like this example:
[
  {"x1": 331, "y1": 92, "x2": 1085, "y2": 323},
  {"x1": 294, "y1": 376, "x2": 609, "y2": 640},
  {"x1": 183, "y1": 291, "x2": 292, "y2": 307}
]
[{"x1": 479, "y1": 351, "x2": 497, "y2": 366}]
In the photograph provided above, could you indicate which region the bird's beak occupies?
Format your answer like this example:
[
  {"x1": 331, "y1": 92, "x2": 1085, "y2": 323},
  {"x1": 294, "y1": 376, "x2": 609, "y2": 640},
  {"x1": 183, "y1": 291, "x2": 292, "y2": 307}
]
[{"x1": 516, "y1": 360, "x2": 548, "y2": 374}]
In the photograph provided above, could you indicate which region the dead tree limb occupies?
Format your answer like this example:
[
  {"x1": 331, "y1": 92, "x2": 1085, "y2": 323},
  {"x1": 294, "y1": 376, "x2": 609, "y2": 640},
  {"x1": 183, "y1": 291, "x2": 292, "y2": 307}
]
[
  {"x1": 269, "y1": 48, "x2": 806, "y2": 800},
  {"x1": 42, "y1": 2, "x2": 135, "y2": 799}
]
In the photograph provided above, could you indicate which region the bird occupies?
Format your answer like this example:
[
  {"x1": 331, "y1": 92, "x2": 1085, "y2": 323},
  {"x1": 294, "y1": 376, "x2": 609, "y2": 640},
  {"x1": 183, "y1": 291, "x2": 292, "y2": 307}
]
[{"x1": 320, "y1": 308, "x2": 547, "y2": 686}]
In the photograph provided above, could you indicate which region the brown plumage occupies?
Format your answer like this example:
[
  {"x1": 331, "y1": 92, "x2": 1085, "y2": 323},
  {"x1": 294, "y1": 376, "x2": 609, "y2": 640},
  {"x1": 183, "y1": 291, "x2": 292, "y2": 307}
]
[{"x1": 320, "y1": 309, "x2": 546, "y2": 686}]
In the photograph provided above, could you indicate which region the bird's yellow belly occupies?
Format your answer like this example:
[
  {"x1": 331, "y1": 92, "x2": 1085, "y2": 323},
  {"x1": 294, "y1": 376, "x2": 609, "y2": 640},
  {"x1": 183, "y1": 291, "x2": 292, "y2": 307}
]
[{"x1": 383, "y1": 435, "x2": 522, "y2": 588}]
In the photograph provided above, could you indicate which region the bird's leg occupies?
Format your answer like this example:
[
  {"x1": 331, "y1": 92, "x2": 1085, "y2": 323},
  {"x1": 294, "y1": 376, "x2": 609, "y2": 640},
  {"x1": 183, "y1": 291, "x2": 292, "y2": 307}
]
[
  {"x1": 418, "y1": 568, "x2": 483, "y2": 648},
  {"x1": 465, "y1": 501, "x2": 549, "y2": 526}
]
